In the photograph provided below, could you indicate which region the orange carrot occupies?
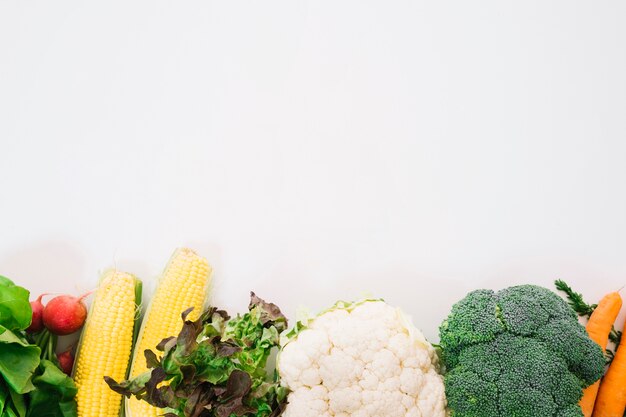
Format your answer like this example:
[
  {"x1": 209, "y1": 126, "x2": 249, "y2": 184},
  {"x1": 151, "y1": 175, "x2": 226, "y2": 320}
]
[
  {"x1": 592, "y1": 313, "x2": 626, "y2": 417},
  {"x1": 580, "y1": 292, "x2": 622, "y2": 417}
]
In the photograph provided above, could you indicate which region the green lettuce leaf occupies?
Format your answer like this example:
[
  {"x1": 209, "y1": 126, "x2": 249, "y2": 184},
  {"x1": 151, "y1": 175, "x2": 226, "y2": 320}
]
[
  {"x1": 1, "y1": 379, "x2": 9, "y2": 415},
  {"x1": 5, "y1": 405, "x2": 20, "y2": 417},
  {"x1": 8, "y1": 386, "x2": 26, "y2": 417},
  {"x1": 0, "y1": 325, "x2": 40, "y2": 394},
  {"x1": 106, "y1": 293, "x2": 288, "y2": 417},
  {"x1": 26, "y1": 360, "x2": 78, "y2": 417},
  {"x1": 0, "y1": 276, "x2": 32, "y2": 331}
]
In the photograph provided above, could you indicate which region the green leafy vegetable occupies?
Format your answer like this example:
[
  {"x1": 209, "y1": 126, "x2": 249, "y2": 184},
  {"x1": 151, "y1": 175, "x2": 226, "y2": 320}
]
[
  {"x1": 555, "y1": 279, "x2": 623, "y2": 364},
  {"x1": 1, "y1": 380, "x2": 9, "y2": 414},
  {"x1": 0, "y1": 276, "x2": 78, "y2": 417},
  {"x1": 554, "y1": 279, "x2": 598, "y2": 318},
  {"x1": 439, "y1": 284, "x2": 605, "y2": 417},
  {"x1": 106, "y1": 292, "x2": 288, "y2": 417},
  {"x1": 26, "y1": 360, "x2": 78, "y2": 417},
  {"x1": 0, "y1": 276, "x2": 32, "y2": 331},
  {"x1": 0, "y1": 325, "x2": 40, "y2": 394},
  {"x1": 8, "y1": 387, "x2": 26, "y2": 417}
]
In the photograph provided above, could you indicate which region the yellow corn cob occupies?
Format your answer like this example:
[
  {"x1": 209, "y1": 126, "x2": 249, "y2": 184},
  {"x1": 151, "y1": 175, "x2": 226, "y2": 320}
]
[
  {"x1": 126, "y1": 248, "x2": 212, "y2": 417},
  {"x1": 73, "y1": 270, "x2": 141, "y2": 417}
]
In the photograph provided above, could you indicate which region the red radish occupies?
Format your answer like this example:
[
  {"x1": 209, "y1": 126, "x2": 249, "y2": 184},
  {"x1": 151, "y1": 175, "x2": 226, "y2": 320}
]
[
  {"x1": 26, "y1": 293, "x2": 48, "y2": 334},
  {"x1": 57, "y1": 349, "x2": 74, "y2": 376},
  {"x1": 42, "y1": 292, "x2": 90, "y2": 335}
]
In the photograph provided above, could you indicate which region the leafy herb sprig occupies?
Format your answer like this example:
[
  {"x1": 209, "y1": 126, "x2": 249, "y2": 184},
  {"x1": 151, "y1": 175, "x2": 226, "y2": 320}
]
[{"x1": 555, "y1": 279, "x2": 622, "y2": 364}]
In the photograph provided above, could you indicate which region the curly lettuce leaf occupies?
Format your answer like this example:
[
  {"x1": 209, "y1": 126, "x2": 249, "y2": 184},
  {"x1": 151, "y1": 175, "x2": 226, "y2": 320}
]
[{"x1": 106, "y1": 293, "x2": 288, "y2": 417}]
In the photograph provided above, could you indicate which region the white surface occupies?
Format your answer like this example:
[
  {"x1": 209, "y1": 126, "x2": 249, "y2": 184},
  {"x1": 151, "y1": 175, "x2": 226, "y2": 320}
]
[{"x1": 1, "y1": 1, "x2": 626, "y2": 342}]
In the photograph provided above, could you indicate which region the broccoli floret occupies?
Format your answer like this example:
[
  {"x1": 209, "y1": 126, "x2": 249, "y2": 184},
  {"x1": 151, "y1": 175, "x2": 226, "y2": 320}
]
[
  {"x1": 496, "y1": 285, "x2": 551, "y2": 335},
  {"x1": 536, "y1": 318, "x2": 606, "y2": 386},
  {"x1": 552, "y1": 372, "x2": 585, "y2": 409},
  {"x1": 455, "y1": 341, "x2": 502, "y2": 382},
  {"x1": 440, "y1": 285, "x2": 605, "y2": 417},
  {"x1": 445, "y1": 369, "x2": 499, "y2": 417},
  {"x1": 555, "y1": 404, "x2": 585, "y2": 417},
  {"x1": 498, "y1": 387, "x2": 556, "y2": 417},
  {"x1": 439, "y1": 289, "x2": 504, "y2": 367}
]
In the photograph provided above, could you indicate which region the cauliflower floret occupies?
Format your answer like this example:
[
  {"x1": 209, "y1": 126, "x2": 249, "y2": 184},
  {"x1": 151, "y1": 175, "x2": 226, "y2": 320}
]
[
  {"x1": 282, "y1": 386, "x2": 330, "y2": 417},
  {"x1": 400, "y1": 367, "x2": 423, "y2": 396},
  {"x1": 278, "y1": 300, "x2": 447, "y2": 417},
  {"x1": 328, "y1": 386, "x2": 362, "y2": 413},
  {"x1": 280, "y1": 328, "x2": 331, "y2": 389},
  {"x1": 318, "y1": 348, "x2": 364, "y2": 390}
]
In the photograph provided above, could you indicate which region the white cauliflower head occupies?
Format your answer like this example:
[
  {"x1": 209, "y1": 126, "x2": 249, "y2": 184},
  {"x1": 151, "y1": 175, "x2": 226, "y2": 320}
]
[{"x1": 277, "y1": 300, "x2": 447, "y2": 417}]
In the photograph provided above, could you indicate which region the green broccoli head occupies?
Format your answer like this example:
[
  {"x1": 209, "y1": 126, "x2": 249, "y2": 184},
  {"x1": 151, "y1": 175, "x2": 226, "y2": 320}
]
[{"x1": 439, "y1": 285, "x2": 605, "y2": 417}]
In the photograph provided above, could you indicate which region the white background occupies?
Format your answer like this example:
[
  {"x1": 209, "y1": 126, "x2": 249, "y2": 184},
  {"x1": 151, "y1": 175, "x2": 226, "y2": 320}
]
[{"x1": 1, "y1": 1, "x2": 625, "y2": 342}]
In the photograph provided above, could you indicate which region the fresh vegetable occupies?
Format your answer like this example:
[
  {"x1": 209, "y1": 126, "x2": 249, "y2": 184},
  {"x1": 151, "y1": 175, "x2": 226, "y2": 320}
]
[
  {"x1": 0, "y1": 275, "x2": 78, "y2": 417},
  {"x1": 277, "y1": 299, "x2": 447, "y2": 417},
  {"x1": 57, "y1": 348, "x2": 74, "y2": 376},
  {"x1": 125, "y1": 247, "x2": 212, "y2": 417},
  {"x1": 0, "y1": 275, "x2": 32, "y2": 331},
  {"x1": 556, "y1": 279, "x2": 599, "y2": 317},
  {"x1": 106, "y1": 292, "x2": 288, "y2": 417},
  {"x1": 30, "y1": 328, "x2": 59, "y2": 362},
  {"x1": 73, "y1": 270, "x2": 142, "y2": 417},
  {"x1": 555, "y1": 280, "x2": 623, "y2": 362},
  {"x1": 439, "y1": 285, "x2": 606, "y2": 417},
  {"x1": 579, "y1": 291, "x2": 623, "y2": 417},
  {"x1": 554, "y1": 280, "x2": 626, "y2": 417},
  {"x1": 592, "y1": 318, "x2": 626, "y2": 417},
  {"x1": 0, "y1": 324, "x2": 40, "y2": 395},
  {"x1": 42, "y1": 293, "x2": 89, "y2": 336},
  {"x1": 26, "y1": 359, "x2": 79, "y2": 417},
  {"x1": 26, "y1": 293, "x2": 78, "y2": 370},
  {"x1": 26, "y1": 294, "x2": 47, "y2": 334}
]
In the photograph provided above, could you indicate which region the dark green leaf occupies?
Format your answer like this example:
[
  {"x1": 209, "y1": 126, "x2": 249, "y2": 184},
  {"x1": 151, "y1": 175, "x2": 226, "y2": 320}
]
[
  {"x1": 0, "y1": 326, "x2": 40, "y2": 394},
  {"x1": 31, "y1": 360, "x2": 77, "y2": 400},
  {"x1": 26, "y1": 360, "x2": 78, "y2": 417},
  {"x1": 0, "y1": 379, "x2": 8, "y2": 415},
  {"x1": 5, "y1": 403, "x2": 20, "y2": 417},
  {"x1": 57, "y1": 400, "x2": 78, "y2": 417},
  {"x1": 610, "y1": 328, "x2": 622, "y2": 346},
  {"x1": 8, "y1": 386, "x2": 26, "y2": 417}
]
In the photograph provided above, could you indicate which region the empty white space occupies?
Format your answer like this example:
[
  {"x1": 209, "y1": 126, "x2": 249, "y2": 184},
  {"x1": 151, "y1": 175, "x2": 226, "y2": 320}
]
[{"x1": 1, "y1": 1, "x2": 625, "y2": 340}]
